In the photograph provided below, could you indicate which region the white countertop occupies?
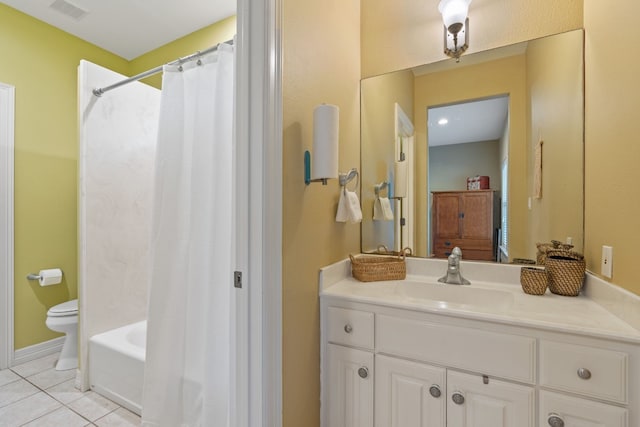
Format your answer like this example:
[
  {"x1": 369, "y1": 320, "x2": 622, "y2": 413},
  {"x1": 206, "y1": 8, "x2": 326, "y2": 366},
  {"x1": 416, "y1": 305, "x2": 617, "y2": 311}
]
[{"x1": 319, "y1": 257, "x2": 640, "y2": 344}]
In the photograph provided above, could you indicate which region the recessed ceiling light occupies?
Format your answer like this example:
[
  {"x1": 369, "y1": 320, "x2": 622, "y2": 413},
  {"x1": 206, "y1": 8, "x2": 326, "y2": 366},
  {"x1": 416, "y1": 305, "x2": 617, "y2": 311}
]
[{"x1": 438, "y1": 118, "x2": 449, "y2": 125}]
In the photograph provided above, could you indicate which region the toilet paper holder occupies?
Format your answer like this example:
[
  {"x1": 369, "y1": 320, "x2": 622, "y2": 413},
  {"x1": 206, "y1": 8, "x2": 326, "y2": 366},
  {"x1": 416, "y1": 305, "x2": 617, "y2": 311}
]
[{"x1": 26, "y1": 268, "x2": 64, "y2": 286}]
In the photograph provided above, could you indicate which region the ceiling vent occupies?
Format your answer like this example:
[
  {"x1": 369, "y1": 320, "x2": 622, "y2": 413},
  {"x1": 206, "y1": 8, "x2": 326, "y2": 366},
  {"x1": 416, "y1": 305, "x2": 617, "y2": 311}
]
[{"x1": 49, "y1": 0, "x2": 89, "y2": 20}]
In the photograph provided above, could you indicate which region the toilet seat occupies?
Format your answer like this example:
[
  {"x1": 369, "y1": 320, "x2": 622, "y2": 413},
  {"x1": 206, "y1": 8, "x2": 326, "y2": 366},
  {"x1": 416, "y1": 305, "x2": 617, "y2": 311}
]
[{"x1": 47, "y1": 299, "x2": 78, "y2": 317}]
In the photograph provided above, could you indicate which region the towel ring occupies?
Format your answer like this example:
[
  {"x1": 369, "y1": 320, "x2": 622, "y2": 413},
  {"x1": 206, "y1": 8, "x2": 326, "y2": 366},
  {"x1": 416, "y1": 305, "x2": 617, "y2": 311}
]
[
  {"x1": 374, "y1": 181, "x2": 389, "y2": 198},
  {"x1": 339, "y1": 168, "x2": 359, "y2": 193}
]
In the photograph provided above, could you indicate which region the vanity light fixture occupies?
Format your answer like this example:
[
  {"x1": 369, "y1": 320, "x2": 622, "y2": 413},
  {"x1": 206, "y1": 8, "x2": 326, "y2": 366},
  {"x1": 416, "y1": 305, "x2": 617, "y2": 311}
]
[{"x1": 438, "y1": 0, "x2": 471, "y2": 62}]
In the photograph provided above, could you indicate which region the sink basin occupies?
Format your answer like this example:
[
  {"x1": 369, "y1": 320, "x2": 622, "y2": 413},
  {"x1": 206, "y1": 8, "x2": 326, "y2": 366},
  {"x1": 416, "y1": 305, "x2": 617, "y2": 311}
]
[{"x1": 396, "y1": 281, "x2": 514, "y2": 311}]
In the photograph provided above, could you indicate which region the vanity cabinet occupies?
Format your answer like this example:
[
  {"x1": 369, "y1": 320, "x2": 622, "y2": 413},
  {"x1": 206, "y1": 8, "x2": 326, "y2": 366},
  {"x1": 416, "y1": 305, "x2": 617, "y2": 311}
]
[
  {"x1": 326, "y1": 344, "x2": 373, "y2": 427},
  {"x1": 321, "y1": 301, "x2": 636, "y2": 427},
  {"x1": 446, "y1": 370, "x2": 534, "y2": 427},
  {"x1": 375, "y1": 355, "x2": 445, "y2": 427},
  {"x1": 375, "y1": 356, "x2": 534, "y2": 427},
  {"x1": 431, "y1": 190, "x2": 499, "y2": 261}
]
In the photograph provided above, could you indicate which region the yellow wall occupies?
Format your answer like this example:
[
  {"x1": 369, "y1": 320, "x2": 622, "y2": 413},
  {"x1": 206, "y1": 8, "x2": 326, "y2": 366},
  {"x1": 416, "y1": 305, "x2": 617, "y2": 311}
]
[
  {"x1": 0, "y1": 4, "x2": 130, "y2": 349},
  {"x1": 129, "y1": 16, "x2": 236, "y2": 89},
  {"x1": 526, "y1": 30, "x2": 584, "y2": 258},
  {"x1": 282, "y1": 0, "x2": 361, "y2": 424},
  {"x1": 361, "y1": 0, "x2": 583, "y2": 78},
  {"x1": 584, "y1": 0, "x2": 640, "y2": 293},
  {"x1": 413, "y1": 55, "x2": 528, "y2": 258},
  {"x1": 1, "y1": 4, "x2": 235, "y2": 350}
]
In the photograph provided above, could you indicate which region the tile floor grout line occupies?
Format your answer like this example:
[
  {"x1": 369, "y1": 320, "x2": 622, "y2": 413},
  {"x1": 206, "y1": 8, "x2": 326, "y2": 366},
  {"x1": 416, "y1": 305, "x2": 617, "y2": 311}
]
[{"x1": 2, "y1": 353, "x2": 141, "y2": 426}]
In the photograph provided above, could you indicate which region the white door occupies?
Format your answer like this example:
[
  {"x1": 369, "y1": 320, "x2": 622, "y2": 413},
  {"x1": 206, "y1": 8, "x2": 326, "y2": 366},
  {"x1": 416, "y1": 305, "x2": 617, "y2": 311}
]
[
  {"x1": 375, "y1": 354, "x2": 445, "y2": 427},
  {"x1": 539, "y1": 390, "x2": 628, "y2": 427},
  {"x1": 447, "y1": 370, "x2": 534, "y2": 427},
  {"x1": 327, "y1": 344, "x2": 374, "y2": 427}
]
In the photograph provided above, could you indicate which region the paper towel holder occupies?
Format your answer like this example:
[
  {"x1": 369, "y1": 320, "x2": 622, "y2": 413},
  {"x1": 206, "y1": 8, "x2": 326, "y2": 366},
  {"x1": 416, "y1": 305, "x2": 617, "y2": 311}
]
[
  {"x1": 305, "y1": 103, "x2": 340, "y2": 185},
  {"x1": 304, "y1": 151, "x2": 329, "y2": 185}
]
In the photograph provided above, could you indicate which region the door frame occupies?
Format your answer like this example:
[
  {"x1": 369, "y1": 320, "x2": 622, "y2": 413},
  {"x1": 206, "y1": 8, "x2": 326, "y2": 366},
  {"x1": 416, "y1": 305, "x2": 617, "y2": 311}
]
[
  {"x1": 238, "y1": 0, "x2": 283, "y2": 425},
  {"x1": 0, "y1": 82, "x2": 15, "y2": 370}
]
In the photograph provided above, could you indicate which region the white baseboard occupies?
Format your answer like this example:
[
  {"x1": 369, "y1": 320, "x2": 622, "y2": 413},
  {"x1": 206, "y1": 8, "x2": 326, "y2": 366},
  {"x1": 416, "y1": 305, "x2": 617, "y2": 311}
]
[{"x1": 13, "y1": 336, "x2": 64, "y2": 366}]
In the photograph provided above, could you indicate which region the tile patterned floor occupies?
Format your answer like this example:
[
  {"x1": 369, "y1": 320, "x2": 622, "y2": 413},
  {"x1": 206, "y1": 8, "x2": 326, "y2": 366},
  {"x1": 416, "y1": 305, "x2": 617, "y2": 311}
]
[{"x1": 0, "y1": 353, "x2": 141, "y2": 427}]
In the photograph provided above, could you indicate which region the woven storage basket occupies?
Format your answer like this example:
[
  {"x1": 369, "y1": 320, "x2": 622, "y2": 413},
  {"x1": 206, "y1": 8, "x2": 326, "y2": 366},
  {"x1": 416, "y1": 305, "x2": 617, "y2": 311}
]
[
  {"x1": 376, "y1": 245, "x2": 413, "y2": 257},
  {"x1": 350, "y1": 252, "x2": 406, "y2": 282},
  {"x1": 545, "y1": 250, "x2": 586, "y2": 296},
  {"x1": 520, "y1": 267, "x2": 548, "y2": 295},
  {"x1": 536, "y1": 240, "x2": 574, "y2": 265}
]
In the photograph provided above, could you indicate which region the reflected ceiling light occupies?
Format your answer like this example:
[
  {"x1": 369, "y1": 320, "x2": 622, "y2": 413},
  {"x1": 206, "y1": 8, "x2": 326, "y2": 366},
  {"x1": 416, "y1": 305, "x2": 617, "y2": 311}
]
[
  {"x1": 438, "y1": 118, "x2": 449, "y2": 125},
  {"x1": 438, "y1": 0, "x2": 471, "y2": 62}
]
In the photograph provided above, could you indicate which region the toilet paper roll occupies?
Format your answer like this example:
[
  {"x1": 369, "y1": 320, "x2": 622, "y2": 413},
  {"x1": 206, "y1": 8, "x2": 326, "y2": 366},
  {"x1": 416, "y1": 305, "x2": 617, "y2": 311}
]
[
  {"x1": 39, "y1": 269, "x2": 63, "y2": 287},
  {"x1": 312, "y1": 104, "x2": 339, "y2": 180},
  {"x1": 394, "y1": 160, "x2": 408, "y2": 198}
]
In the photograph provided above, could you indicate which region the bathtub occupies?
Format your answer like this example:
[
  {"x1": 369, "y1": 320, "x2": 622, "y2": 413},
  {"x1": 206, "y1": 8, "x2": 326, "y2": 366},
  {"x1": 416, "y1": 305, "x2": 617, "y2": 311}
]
[{"x1": 89, "y1": 320, "x2": 146, "y2": 416}]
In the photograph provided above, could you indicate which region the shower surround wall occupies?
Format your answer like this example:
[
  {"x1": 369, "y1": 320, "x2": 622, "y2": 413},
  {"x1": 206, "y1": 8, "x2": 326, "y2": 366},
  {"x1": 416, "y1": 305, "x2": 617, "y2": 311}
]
[{"x1": 78, "y1": 60, "x2": 160, "y2": 390}]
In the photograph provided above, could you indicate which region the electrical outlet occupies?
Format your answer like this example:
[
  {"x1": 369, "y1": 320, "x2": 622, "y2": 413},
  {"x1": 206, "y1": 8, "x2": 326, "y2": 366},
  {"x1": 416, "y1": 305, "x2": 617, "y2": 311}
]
[
  {"x1": 601, "y1": 245, "x2": 613, "y2": 278},
  {"x1": 566, "y1": 237, "x2": 573, "y2": 245}
]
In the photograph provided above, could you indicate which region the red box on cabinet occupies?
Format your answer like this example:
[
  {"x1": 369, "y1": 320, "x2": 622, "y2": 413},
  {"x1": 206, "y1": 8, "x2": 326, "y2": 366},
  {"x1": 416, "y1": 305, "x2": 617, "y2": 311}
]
[{"x1": 466, "y1": 176, "x2": 490, "y2": 190}]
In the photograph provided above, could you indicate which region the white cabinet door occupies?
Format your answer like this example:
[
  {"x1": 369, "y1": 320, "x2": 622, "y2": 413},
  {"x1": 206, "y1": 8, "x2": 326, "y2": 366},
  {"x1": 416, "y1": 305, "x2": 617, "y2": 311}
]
[
  {"x1": 375, "y1": 355, "x2": 446, "y2": 427},
  {"x1": 327, "y1": 344, "x2": 374, "y2": 427},
  {"x1": 539, "y1": 390, "x2": 628, "y2": 427},
  {"x1": 446, "y1": 370, "x2": 534, "y2": 427}
]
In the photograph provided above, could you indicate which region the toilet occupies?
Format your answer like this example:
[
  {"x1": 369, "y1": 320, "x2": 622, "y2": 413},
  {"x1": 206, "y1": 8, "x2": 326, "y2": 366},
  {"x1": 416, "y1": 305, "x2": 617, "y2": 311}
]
[{"x1": 45, "y1": 299, "x2": 78, "y2": 371}]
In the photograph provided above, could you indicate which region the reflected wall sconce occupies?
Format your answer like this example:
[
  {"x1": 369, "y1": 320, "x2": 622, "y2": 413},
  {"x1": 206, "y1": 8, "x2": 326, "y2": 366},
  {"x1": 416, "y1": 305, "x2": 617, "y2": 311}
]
[
  {"x1": 305, "y1": 104, "x2": 339, "y2": 185},
  {"x1": 438, "y1": 0, "x2": 471, "y2": 62}
]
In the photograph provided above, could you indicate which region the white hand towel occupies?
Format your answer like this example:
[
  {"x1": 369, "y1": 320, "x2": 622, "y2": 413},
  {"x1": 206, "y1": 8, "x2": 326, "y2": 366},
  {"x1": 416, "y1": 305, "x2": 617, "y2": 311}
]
[
  {"x1": 345, "y1": 190, "x2": 363, "y2": 223},
  {"x1": 336, "y1": 190, "x2": 362, "y2": 223},
  {"x1": 336, "y1": 191, "x2": 349, "y2": 222},
  {"x1": 373, "y1": 197, "x2": 394, "y2": 221}
]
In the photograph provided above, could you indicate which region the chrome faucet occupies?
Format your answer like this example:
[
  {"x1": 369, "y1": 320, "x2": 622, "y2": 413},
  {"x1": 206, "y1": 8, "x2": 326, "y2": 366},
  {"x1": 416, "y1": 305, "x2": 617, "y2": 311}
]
[{"x1": 438, "y1": 247, "x2": 470, "y2": 285}]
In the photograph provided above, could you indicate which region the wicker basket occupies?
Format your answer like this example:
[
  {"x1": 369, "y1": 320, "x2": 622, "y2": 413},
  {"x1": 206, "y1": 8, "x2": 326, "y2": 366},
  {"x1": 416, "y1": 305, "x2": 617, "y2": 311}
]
[
  {"x1": 545, "y1": 250, "x2": 586, "y2": 296},
  {"x1": 520, "y1": 267, "x2": 548, "y2": 295},
  {"x1": 536, "y1": 240, "x2": 574, "y2": 265},
  {"x1": 350, "y1": 252, "x2": 407, "y2": 282},
  {"x1": 375, "y1": 245, "x2": 413, "y2": 257}
]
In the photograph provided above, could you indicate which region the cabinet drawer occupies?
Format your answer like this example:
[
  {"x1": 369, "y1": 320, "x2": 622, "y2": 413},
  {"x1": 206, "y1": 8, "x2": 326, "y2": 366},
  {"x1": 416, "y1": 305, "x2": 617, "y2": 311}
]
[
  {"x1": 434, "y1": 238, "x2": 491, "y2": 251},
  {"x1": 434, "y1": 247, "x2": 493, "y2": 261},
  {"x1": 377, "y1": 315, "x2": 535, "y2": 383},
  {"x1": 539, "y1": 390, "x2": 628, "y2": 427},
  {"x1": 540, "y1": 340, "x2": 628, "y2": 403},
  {"x1": 327, "y1": 307, "x2": 374, "y2": 350}
]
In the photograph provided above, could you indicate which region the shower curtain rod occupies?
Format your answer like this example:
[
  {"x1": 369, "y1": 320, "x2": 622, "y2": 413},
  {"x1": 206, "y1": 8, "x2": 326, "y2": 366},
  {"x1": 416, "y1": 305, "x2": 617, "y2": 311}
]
[{"x1": 92, "y1": 39, "x2": 234, "y2": 97}]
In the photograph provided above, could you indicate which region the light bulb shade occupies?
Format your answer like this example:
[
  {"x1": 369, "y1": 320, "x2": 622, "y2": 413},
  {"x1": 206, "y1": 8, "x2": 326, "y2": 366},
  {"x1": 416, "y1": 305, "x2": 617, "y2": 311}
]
[{"x1": 438, "y1": 0, "x2": 471, "y2": 31}]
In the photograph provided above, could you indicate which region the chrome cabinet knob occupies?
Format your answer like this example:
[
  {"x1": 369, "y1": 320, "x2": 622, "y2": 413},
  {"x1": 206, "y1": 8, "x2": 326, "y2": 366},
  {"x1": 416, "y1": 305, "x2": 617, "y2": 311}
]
[
  {"x1": 548, "y1": 414, "x2": 565, "y2": 427},
  {"x1": 429, "y1": 385, "x2": 442, "y2": 398},
  {"x1": 358, "y1": 367, "x2": 369, "y2": 379},
  {"x1": 344, "y1": 324, "x2": 353, "y2": 334},
  {"x1": 577, "y1": 368, "x2": 592, "y2": 380},
  {"x1": 451, "y1": 392, "x2": 465, "y2": 405}
]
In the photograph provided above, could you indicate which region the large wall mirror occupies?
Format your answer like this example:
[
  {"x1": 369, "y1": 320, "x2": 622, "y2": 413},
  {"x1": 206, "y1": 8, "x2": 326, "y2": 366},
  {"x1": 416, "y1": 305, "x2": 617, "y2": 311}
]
[{"x1": 361, "y1": 29, "x2": 584, "y2": 262}]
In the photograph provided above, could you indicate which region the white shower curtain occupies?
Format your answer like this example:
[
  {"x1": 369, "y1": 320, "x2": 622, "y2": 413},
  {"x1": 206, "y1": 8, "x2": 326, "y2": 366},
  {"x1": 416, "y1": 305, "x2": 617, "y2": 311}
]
[{"x1": 142, "y1": 43, "x2": 235, "y2": 427}]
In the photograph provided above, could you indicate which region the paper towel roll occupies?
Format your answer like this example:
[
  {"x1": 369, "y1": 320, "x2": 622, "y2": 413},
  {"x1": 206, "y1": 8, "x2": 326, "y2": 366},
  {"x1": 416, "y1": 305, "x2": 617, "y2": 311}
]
[
  {"x1": 39, "y1": 269, "x2": 63, "y2": 287},
  {"x1": 312, "y1": 104, "x2": 339, "y2": 180},
  {"x1": 394, "y1": 160, "x2": 408, "y2": 198}
]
